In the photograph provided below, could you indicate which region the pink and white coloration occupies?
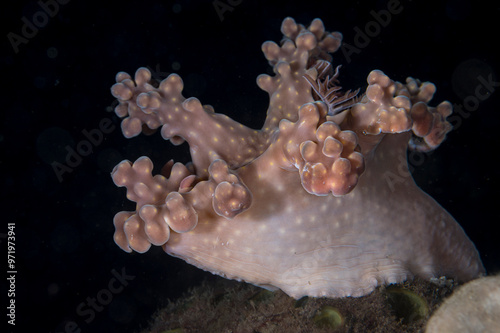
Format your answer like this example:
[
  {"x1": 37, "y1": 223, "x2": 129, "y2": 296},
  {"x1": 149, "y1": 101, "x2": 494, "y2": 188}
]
[{"x1": 109, "y1": 17, "x2": 484, "y2": 298}]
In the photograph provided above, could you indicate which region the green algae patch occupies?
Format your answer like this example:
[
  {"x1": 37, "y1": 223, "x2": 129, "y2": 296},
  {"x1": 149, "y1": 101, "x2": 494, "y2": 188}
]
[
  {"x1": 313, "y1": 305, "x2": 344, "y2": 329},
  {"x1": 385, "y1": 286, "x2": 429, "y2": 324}
]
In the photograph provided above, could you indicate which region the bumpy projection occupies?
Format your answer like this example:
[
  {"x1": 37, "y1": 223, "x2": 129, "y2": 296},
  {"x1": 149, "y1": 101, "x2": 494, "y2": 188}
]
[{"x1": 109, "y1": 17, "x2": 484, "y2": 298}]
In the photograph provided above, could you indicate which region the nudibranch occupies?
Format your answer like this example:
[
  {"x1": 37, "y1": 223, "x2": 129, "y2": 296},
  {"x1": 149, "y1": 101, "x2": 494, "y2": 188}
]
[{"x1": 110, "y1": 17, "x2": 484, "y2": 298}]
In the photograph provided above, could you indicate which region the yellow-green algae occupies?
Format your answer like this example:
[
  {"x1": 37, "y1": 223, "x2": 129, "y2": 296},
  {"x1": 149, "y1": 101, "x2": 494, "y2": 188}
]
[
  {"x1": 385, "y1": 286, "x2": 429, "y2": 324},
  {"x1": 313, "y1": 305, "x2": 344, "y2": 329}
]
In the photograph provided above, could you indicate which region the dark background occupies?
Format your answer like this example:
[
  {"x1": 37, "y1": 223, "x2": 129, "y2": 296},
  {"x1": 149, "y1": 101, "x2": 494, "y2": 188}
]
[{"x1": 2, "y1": 0, "x2": 499, "y2": 332}]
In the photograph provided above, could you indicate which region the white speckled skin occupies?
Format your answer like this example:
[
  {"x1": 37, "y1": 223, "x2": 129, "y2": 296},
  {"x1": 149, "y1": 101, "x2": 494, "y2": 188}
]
[{"x1": 165, "y1": 132, "x2": 484, "y2": 298}]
